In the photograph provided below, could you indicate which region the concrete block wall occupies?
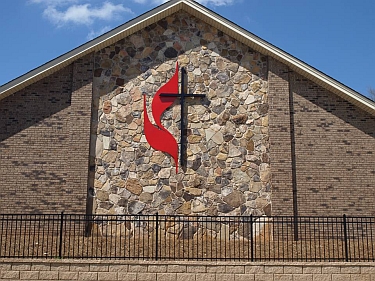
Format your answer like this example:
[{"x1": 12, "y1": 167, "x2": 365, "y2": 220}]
[{"x1": 0, "y1": 259, "x2": 374, "y2": 281}]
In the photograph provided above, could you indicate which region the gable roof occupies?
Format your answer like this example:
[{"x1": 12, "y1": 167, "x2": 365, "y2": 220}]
[{"x1": 1, "y1": 0, "x2": 374, "y2": 115}]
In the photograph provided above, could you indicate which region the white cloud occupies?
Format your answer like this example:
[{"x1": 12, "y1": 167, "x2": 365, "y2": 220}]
[
  {"x1": 87, "y1": 25, "x2": 111, "y2": 40},
  {"x1": 42, "y1": 2, "x2": 132, "y2": 26}
]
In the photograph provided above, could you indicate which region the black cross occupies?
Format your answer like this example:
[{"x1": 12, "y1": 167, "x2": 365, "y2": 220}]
[{"x1": 160, "y1": 67, "x2": 206, "y2": 167}]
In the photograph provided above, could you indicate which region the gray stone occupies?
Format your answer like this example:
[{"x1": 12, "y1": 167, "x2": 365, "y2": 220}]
[
  {"x1": 128, "y1": 201, "x2": 146, "y2": 214},
  {"x1": 223, "y1": 190, "x2": 245, "y2": 208}
]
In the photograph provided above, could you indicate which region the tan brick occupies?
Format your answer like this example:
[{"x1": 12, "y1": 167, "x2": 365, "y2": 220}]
[
  {"x1": 149, "y1": 265, "x2": 167, "y2": 273},
  {"x1": 156, "y1": 273, "x2": 177, "y2": 281},
  {"x1": 216, "y1": 274, "x2": 235, "y2": 281},
  {"x1": 322, "y1": 267, "x2": 341, "y2": 274},
  {"x1": 70, "y1": 264, "x2": 90, "y2": 272},
  {"x1": 0, "y1": 263, "x2": 12, "y2": 271},
  {"x1": 196, "y1": 273, "x2": 215, "y2": 281},
  {"x1": 274, "y1": 274, "x2": 293, "y2": 281},
  {"x1": 51, "y1": 263, "x2": 70, "y2": 272},
  {"x1": 254, "y1": 274, "x2": 274, "y2": 281},
  {"x1": 313, "y1": 274, "x2": 331, "y2": 281},
  {"x1": 293, "y1": 275, "x2": 313, "y2": 281},
  {"x1": 332, "y1": 274, "x2": 351, "y2": 281},
  {"x1": 245, "y1": 266, "x2": 265, "y2": 274},
  {"x1": 207, "y1": 265, "x2": 225, "y2": 273},
  {"x1": 90, "y1": 264, "x2": 109, "y2": 272},
  {"x1": 176, "y1": 273, "x2": 196, "y2": 281},
  {"x1": 78, "y1": 272, "x2": 98, "y2": 280},
  {"x1": 340, "y1": 266, "x2": 360, "y2": 274},
  {"x1": 11, "y1": 263, "x2": 31, "y2": 271},
  {"x1": 284, "y1": 266, "x2": 302, "y2": 274},
  {"x1": 20, "y1": 271, "x2": 39, "y2": 280},
  {"x1": 187, "y1": 265, "x2": 206, "y2": 273},
  {"x1": 303, "y1": 266, "x2": 322, "y2": 274},
  {"x1": 117, "y1": 272, "x2": 137, "y2": 281},
  {"x1": 128, "y1": 264, "x2": 148, "y2": 272},
  {"x1": 0, "y1": 271, "x2": 20, "y2": 279},
  {"x1": 362, "y1": 267, "x2": 375, "y2": 274},
  {"x1": 97, "y1": 272, "x2": 117, "y2": 280},
  {"x1": 39, "y1": 270, "x2": 59, "y2": 280},
  {"x1": 59, "y1": 271, "x2": 79, "y2": 280},
  {"x1": 168, "y1": 265, "x2": 187, "y2": 273},
  {"x1": 234, "y1": 274, "x2": 255, "y2": 281},
  {"x1": 137, "y1": 273, "x2": 157, "y2": 281},
  {"x1": 31, "y1": 263, "x2": 51, "y2": 271},
  {"x1": 108, "y1": 264, "x2": 128, "y2": 272},
  {"x1": 226, "y1": 266, "x2": 245, "y2": 274},
  {"x1": 265, "y1": 266, "x2": 284, "y2": 274},
  {"x1": 352, "y1": 274, "x2": 371, "y2": 281}
]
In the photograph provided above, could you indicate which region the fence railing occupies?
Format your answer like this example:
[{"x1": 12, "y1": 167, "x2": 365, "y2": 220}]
[{"x1": 0, "y1": 213, "x2": 374, "y2": 261}]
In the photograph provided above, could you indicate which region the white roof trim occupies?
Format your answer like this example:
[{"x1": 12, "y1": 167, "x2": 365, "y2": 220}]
[{"x1": 1, "y1": 0, "x2": 374, "y2": 115}]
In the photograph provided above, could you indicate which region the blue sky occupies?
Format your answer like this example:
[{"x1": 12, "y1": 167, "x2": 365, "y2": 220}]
[{"x1": 1, "y1": 0, "x2": 374, "y2": 99}]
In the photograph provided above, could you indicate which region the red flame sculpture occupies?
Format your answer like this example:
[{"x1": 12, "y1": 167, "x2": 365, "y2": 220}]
[{"x1": 143, "y1": 63, "x2": 179, "y2": 173}]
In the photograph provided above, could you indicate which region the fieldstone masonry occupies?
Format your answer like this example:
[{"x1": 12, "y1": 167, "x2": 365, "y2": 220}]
[{"x1": 91, "y1": 12, "x2": 271, "y2": 216}]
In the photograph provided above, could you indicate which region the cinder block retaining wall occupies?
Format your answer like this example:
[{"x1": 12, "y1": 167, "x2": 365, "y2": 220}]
[{"x1": 0, "y1": 259, "x2": 374, "y2": 281}]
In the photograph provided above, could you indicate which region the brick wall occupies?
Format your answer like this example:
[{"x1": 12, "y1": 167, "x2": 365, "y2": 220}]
[
  {"x1": 269, "y1": 57, "x2": 375, "y2": 217},
  {"x1": 0, "y1": 259, "x2": 374, "y2": 281},
  {"x1": 0, "y1": 54, "x2": 94, "y2": 214}
]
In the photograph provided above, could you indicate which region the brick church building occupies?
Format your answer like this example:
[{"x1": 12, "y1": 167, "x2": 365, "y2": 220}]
[{"x1": 1, "y1": 0, "x2": 374, "y2": 217}]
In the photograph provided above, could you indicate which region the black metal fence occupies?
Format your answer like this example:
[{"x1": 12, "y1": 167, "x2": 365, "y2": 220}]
[{"x1": 0, "y1": 213, "x2": 374, "y2": 261}]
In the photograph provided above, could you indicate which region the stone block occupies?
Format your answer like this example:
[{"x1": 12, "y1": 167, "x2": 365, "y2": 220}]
[
  {"x1": 274, "y1": 274, "x2": 293, "y2": 281},
  {"x1": 108, "y1": 264, "x2": 128, "y2": 272},
  {"x1": 322, "y1": 266, "x2": 341, "y2": 274},
  {"x1": 39, "y1": 270, "x2": 59, "y2": 280},
  {"x1": 50, "y1": 263, "x2": 70, "y2": 272},
  {"x1": 128, "y1": 264, "x2": 148, "y2": 272},
  {"x1": 31, "y1": 263, "x2": 51, "y2": 271},
  {"x1": 332, "y1": 274, "x2": 351, "y2": 281},
  {"x1": 148, "y1": 265, "x2": 167, "y2": 272},
  {"x1": 206, "y1": 265, "x2": 225, "y2": 273},
  {"x1": 168, "y1": 265, "x2": 187, "y2": 273},
  {"x1": 176, "y1": 273, "x2": 196, "y2": 281},
  {"x1": 245, "y1": 266, "x2": 265, "y2": 274},
  {"x1": 225, "y1": 266, "x2": 245, "y2": 274},
  {"x1": 196, "y1": 273, "x2": 215, "y2": 281},
  {"x1": 264, "y1": 266, "x2": 284, "y2": 273},
  {"x1": 187, "y1": 265, "x2": 206, "y2": 273},
  {"x1": 284, "y1": 266, "x2": 302, "y2": 274},
  {"x1": 234, "y1": 274, "x2": 255, "y2": 281},
  {"x1": 117, "y1": 272, "x2": 137, "y2": 281},
  {"x1": 216, "y1": 273, "x2": 235, "y2": 281},
  {"x1": 78, "y1": 272, "x2": 98, "y2": 280},
  {"x1": 303, "y1": 266, "x2": 322, "y2": 274},
  {"x1": 137, "y1": 273, "x2": 157, "y2": 281},
  {"x1": 0, "y1": 270, "x2": 20, "y2": 279},
  {"x1": 11, "y1": 263, "x2": 31, "y2": 271},
  {"x1": 97, "y1": 272, "x2": 117, "y2": 280},
  {"x1": 352, "y1": 274, "x2": 371, "y2": 281},
  {"x1": 312, "y1": 274, "x2": 331, "y2": 281},
  {"x1": 0, "y1": 263, "x2": 12, "y2": 271},
  {"x1": 362, "y1": 267, "x2": 375, "y2": 273},
  {"x1": 156, "y1": 273, "x2": 177, "y2": 281},
  {"x1": 70, "y1": 264, "x2": 90, "y2": 272},
  {"x1": 90, "y1": 264, "x2": 109, "y2": 272},
  {"x1": 254, "y1": 274, "x2": 274, "y2": 281},
  {"x1": 293, "y1": 275, "x2": 313, "y2": 281},
  {"x1": 59, "y1": 271, "x2": 79, "y2": 280},
  {"x1": 340, "y1": 266, "x2": 360, "y2": 274},
  {"x1": 20, "y1": 271, "x2": 39, "y2": 280}
]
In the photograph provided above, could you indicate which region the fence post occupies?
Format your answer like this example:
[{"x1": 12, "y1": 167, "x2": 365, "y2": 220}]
[
  {"x1": 250, "y1": 215, "x2": 254, "y2": 262},
  {"x1": 58, "y1": 211, "x2": 64, "y2": 259},
  {"x1": 343, "y1": 214, "x2": 349, "y2": 262},
  {"x1": 155, "y1": 213, "x2": 159, "y2": 261}
]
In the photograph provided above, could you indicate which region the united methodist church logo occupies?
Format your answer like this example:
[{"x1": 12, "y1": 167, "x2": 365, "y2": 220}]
[{"x1": 143, "y1": 63, "x2": 205, "y2": 172}]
